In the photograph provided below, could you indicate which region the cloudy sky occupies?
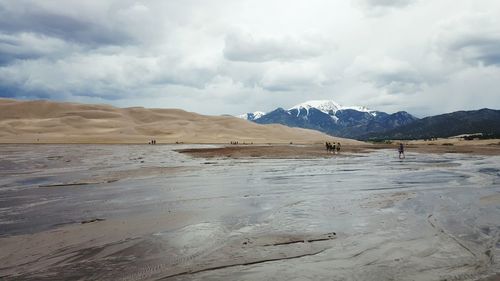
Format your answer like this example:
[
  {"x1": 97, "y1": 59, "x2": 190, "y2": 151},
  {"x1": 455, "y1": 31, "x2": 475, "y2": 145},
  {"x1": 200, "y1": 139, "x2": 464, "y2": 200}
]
[{"x1": 1, "y1": 0, "x2": 499, "y2": 117}]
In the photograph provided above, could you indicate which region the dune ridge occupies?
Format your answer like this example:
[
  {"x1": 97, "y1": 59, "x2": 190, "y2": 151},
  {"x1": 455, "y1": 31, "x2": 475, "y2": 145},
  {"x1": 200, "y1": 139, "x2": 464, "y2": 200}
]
[{"x1": 0, "y1": 98, "x2": 362, "y2": 144}]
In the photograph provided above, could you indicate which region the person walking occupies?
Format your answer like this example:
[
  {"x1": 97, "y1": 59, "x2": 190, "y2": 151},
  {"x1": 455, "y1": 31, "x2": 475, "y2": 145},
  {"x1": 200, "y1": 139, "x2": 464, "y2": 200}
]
[{"x1": 398, "y1": 142, "x2": 405, "y2": 159}]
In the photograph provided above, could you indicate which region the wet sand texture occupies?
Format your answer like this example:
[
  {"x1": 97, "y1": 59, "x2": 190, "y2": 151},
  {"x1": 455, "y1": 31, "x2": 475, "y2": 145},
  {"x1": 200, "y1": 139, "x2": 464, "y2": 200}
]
[
  {"x1": 0, "y1": 98, "x2": 359, "y2": 144},
  {"x1": 1, "y1": 145, "x2": 500, "y2": 280},
  {"x1": 178, "y1": 142, "x2": 500, "y2": 159}
]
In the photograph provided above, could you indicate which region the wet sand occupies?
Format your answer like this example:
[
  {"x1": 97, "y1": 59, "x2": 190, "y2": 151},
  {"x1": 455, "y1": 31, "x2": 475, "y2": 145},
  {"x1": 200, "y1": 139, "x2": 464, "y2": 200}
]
[
  {"x1": 177, "y1": 144, "x2": 372, "y2": 159},
  {"x1": 1, "y1": 144, "x2": 499, "y2": 280},
  {"x1": 178, "y1": 141, "x2": 500, "y2": 159}
]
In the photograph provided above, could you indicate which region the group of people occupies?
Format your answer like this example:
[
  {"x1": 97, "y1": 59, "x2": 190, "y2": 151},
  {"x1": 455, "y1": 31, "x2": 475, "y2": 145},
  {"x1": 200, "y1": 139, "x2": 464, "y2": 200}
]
[
  {"x1": 325, "y1": 141, "x2": 341, "y2": 154},
  {"x1": 230, "y1": 141, "x2": 253, "y2": 145},
  {"x1": 149, "y1": 139, "x2": 157, "y2": 145}
]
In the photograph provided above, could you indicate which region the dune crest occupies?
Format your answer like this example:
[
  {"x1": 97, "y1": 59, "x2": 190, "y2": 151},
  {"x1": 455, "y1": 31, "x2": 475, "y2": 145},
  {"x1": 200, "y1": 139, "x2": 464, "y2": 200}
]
[{"x1": 0, "y1": 99, "x2": 362, "y2": 144}]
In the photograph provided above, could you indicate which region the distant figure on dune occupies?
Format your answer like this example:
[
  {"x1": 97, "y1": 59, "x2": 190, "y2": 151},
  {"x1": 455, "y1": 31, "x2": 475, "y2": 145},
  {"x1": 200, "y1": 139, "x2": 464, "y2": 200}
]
[
  {"x1": 336, "y1": 142, "x2": 341, "y2": 154},
  {"x1": 398, "y1": 143, "x2": 405, "y2": 159}
]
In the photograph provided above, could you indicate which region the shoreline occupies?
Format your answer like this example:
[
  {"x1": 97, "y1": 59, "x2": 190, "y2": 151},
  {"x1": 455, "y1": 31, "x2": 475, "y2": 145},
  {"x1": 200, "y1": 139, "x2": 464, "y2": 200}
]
[
  {"x1": 1, "y1": 140, "x2": 499, "y2": 157},
  {"x1": 178, "y1": 142, "x2": 500, "y2": 158}
]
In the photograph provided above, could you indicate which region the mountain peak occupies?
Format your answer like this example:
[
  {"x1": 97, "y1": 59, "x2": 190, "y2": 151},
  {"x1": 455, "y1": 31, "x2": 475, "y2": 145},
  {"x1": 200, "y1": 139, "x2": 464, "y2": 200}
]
[
  {"x1": 237, "y1": 111, "x2": 266, "y2": 121},
  {"x1": 289, "y1": 99, "x2": 374, "y2": 115},
  {"x1": 290, "y1": 100, "x2": 341, "y2": 113}
]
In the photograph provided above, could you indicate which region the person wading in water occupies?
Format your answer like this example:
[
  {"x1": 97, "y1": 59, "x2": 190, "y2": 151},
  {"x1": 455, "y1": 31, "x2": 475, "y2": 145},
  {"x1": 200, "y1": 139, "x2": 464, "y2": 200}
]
[{"x1": 398, "y1": 142, "x2": 405, "y2": 159}]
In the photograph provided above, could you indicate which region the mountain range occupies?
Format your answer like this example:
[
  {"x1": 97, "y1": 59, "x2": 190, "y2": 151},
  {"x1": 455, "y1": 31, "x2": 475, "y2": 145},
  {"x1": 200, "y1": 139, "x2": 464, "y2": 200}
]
[
  {"x1": 238, "y1": 100, "x2": 418, "y2": 139},
  {"x1": 363, "y1": 108, "x2": 500, "y2": 140},
  {"x1": 238, "y1": 100, "x2": 500, "y2": 140}
]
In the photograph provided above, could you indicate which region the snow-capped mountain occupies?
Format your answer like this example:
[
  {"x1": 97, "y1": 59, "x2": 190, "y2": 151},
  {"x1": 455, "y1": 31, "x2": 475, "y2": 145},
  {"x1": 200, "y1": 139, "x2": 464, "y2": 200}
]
[
  {"x1": 238, "y1": 99, "x2": 418, "y2": 139},
  {"x1": 237, "y1": 111, "x2": 266, "y2": 121},
  {"x1": 289, "y1": 100, "x2": 375, "y2": 116}
]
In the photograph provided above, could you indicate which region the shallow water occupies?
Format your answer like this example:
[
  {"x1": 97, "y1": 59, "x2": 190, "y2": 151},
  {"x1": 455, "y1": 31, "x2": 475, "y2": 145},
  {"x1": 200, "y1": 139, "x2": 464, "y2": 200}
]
[{"x1": 0, "y1": 145, "x2": 499, "y2": 280}]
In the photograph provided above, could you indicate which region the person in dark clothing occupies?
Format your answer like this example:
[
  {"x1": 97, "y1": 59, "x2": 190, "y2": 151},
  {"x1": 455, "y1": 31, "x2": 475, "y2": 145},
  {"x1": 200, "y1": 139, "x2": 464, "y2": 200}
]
[
  {"x1": 398, "y1": 143, "x2": 405, "y2": 159},
  {"x1": 326, "y1": 142, "x2": 333, "y2": 153}
]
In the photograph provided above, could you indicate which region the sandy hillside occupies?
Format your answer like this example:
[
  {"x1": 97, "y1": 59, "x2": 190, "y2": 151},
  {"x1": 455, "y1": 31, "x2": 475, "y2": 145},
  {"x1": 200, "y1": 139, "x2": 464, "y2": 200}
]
[{"x1": 0, "y1": 98, "x2": 363, "y2": 144}]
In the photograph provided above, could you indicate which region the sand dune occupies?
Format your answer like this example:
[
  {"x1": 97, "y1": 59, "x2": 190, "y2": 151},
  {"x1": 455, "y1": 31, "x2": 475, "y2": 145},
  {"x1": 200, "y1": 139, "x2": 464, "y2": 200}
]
[{"x1": 0, "y1": 99, "x2": 362, "y2": 144}]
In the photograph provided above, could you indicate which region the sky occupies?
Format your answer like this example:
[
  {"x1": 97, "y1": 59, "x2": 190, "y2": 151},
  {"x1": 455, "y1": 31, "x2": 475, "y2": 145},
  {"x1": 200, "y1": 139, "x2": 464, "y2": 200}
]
[{"x1": 0, "y1": 0, "x2": 499, "y2": 117}]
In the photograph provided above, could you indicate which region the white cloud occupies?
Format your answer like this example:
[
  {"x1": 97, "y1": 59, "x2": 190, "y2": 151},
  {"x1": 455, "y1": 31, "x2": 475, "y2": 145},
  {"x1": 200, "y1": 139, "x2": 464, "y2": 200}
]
[
  {"x1": 259, "y1": 62, "x2": 329, "y2": 91},
  {"x1": 223, "y1": 32, "x2": 328, "y2": 63}
]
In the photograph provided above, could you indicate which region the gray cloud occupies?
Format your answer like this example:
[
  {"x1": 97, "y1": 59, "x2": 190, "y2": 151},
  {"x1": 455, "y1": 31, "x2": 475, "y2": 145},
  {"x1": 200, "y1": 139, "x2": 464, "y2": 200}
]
[
  {"x1": 0, "y1": 1, "x2": 133, "y2": 46},
  {"x1": 0, "y1": 65, "x2": 59, "y2": 100},
  {"x1": 0, "y1": 49, "x2": 220, "y2": 102},
  {"x1": 353, "y1": 0, "x2": 416, "y2": 15},
  {"x1": 434, "y1": 13, "x2": 500, "y2": 67},
  {"x1": 346, "y1": 56, "x2": 424, "y2": 94},
  {"x1": 355, "y1": 0, "x2": 415, "y2": 8},
  {"x1": 0, "y1": 32, "x2": 79, "y2": 65},
  {"x1": 450, "y1": 37, "x2": 500, "y2": 66}
]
